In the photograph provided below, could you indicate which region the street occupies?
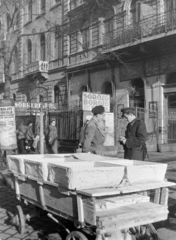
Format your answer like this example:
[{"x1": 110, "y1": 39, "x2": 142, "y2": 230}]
[{"x1": 0, "y1": 152, "x2": 176, "y2": 240}]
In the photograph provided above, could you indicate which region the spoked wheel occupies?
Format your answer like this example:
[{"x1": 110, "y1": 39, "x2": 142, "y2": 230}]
[
  {"x1": 15, "y1": 205, "x2": 25, "y2": 234},
  {"x1": 66, "y1": 231, "x2": 88, "y2": 240},
  {"x1": 129, "y1": 224, "x2": 158, "y2": 240}
]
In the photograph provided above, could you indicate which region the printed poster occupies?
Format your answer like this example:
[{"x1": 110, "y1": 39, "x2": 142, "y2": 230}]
[{"x1": 0, "y1": 106, "x2": 17, "y2": 149}]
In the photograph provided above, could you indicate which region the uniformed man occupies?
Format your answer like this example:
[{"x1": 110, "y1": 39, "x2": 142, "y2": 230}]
[{"x1": 120, "y1": 107, "x2": 148, "y2": 161}]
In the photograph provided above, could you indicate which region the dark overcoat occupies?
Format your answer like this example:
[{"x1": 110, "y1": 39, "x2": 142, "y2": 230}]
[{"x1": 124, "y1": 118, "x2": 147, "y2": 160}]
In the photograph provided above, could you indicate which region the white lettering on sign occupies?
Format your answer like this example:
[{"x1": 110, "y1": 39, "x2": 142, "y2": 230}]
[
  {"x1": 82, "y1": 92, "x2": 110, "y2": 112},
  {"x1": 15, "y1": 102, "x2": 57, "y2": 111}
]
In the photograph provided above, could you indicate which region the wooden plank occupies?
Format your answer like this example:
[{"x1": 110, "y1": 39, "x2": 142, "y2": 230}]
[
  {"x1": 97, "y1": 212, "x2": 168, "y2": 233},
  {"x1": 154, "y1": 188, "x2": 161, "y2": 204},
  {"x1": 160, "y1": 188, "x2": 169, "y2": 206},
  {"x1": 76, "y1": 195, "x2": 84, "y2": 224},
  {"x1": 43, "y1": 183, "x2": 78, "y2": 218},
  {"x1": 77, "y1": 188, "x2": 121, "y2": 197},
  {"x1": 96, "y1": 202, "x2": 167, "y2": 219},
  {"x1": 78, "y1": 181, "x2": 175, "y2": 197}
]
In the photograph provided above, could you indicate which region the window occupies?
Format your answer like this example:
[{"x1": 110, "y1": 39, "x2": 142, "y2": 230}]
[
  {"x1": 165, "y1": 0, "x2": 176, "y2": 11},
  {"x1": 70, "y1": 33, "x2": 79, "y2": 54},
  {"x1": 70, "y1": 0, "x2": 83, "y2": 10},
  {"x1": 13, "y1": 94, "x2": 16, "y2": 101},
  {"x1": 55, "y1": 31, "x2": 62, "y2": 59},
  {"x1": 39, "y1": 95, "x2": 44, "y2": 102},
  {"x1": 54, "y1": 86, "x2": 59, "y2": 103},
  {"x1": 28, "y1": 0, "x2": 32, "y2": 21},
  {"x1": 131, "y1": 0, "x2": 157, "y2": 23},
  {"x1": 104, "y1": 19, "x2": 113, "y2": 39},
  {"x1": 82, "y1": 28, "x2": 90, "y2": 50},
  {"x1": 40, "y1": 34, "x2": 45, "y2": 61},
  {"x1": 92, "y1": 24, "x2": 99, "y2": 47},
  {"x1": 41, "y1": 0, "x2": 46, "y2": 13},
  {"x1": 27, "y1": 39, "x2": 32, "y2": 64}
]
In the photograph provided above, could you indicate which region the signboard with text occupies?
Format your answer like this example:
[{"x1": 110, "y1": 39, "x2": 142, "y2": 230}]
[
  {"x1": 15, "y1": 102, "x2": 58, "y2": 113},
  {"x1": 0, "y1": 102, "x2": 17, "y2": 150},
  {"x1": 82, "y1": 92, "x2": 110, "y2": 112}
]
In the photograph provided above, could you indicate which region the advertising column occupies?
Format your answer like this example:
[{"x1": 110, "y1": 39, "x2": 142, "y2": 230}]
[{"x1": 0, "y1": 99, "x2": 17, "y2": 150}]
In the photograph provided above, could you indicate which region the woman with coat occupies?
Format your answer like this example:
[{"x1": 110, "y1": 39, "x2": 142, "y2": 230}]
[{"x1": 47, "y1": 118, "x2": 58, "y2": 154}]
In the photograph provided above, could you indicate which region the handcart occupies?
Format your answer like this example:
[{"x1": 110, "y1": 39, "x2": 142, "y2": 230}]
[{"x1": 5, "y1": 153, "x2": 176, "y2": 240}]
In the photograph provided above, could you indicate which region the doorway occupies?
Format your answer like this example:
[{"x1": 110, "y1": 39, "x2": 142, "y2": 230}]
[{"x1": 167, "y1": 93, "x2": 176, "y2": 143}]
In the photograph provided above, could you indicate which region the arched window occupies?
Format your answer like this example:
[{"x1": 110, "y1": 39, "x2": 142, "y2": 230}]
[
  {"x1": 27, "y1": 39, "x2": 32, "y2": 64},
  {"x1": 40, "y1": 34, "x2": 45, "y2": 61},
  {"x1": 101, "y1": 81, "x2": 112, "y2": 96},
  {"x1": 28, "y1": 0, "x2": 32, "y2": 21}
]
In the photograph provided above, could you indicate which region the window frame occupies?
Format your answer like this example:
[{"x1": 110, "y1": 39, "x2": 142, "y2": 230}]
[
  {"x1": 40, "y1": 34, "x2": 46, "y2": 61},
  {"x1": 27, "y1": 39, "x2": 32, "y2": 64}
]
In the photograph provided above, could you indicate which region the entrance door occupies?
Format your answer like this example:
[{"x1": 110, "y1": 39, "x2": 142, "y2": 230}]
[{"x1": 167, "y1": 94, "x2": 176, "y2": 143}]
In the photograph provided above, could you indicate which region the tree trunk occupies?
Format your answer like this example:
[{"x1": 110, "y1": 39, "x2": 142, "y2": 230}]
[{"x1": 4, "y1": 67, "x2": 11, "y2": 100}]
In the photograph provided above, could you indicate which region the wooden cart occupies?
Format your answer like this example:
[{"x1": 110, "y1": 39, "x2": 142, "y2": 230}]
[{"x1": 5, "y1": 154, "x2": 176, "y2": 240}]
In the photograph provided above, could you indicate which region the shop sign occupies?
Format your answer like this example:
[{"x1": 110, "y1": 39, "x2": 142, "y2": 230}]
[
  {"x1": 15, "y1": 102, "x2": 58, "y2": 112},
  {"x1": 82, "y1": 92, "x2": 110, "y2": 112}
]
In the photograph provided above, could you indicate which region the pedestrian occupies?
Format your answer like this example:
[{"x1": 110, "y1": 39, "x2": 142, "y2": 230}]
[
  {"x1": 32, "y1": 122, "x2": 40, "y2": 153},
  {"x1": 83, "y1": 105, "x2": 107, "y2": 154},
  {"x1": 119, "y1": 107, "x2": 147, "y2": 161},
  {"x1": 16, "y1": 120, "x2": 28, "y2": 154},
  {"x1": 79, "y1": 115, "x2": 92, "y2": 146},
  {"x1": 47, "y1": 118, "x2": 58, "y2": 154},
  {"x1": 26, "y1": 120, "x2": 35, "y2": 152}
]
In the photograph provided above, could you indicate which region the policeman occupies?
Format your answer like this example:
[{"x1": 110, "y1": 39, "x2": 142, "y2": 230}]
[{"x1": 120, "y1": 107, "x2": 148, "y2": 161}]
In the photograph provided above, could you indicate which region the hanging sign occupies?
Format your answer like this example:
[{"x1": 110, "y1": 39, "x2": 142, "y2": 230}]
[
  {"x1": 0, "y1": 100, "x2": 17, "y2": 150},
  {"x1": 82, "y1": 92, "x2": 110, "y2": 112}
]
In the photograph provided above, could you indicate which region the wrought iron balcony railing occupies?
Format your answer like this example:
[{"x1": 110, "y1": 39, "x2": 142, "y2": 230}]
[
  {"x1": 24, "y1": 60, "x2": 49, "y2": 75},
  {"x1": 103, "y1": 9, "x2": 176, "y2": 51}
]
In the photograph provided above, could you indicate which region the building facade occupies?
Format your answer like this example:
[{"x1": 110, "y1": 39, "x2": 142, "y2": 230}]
[{"x1": 0, "y1": 0, "x2": 176, "y2": 149}]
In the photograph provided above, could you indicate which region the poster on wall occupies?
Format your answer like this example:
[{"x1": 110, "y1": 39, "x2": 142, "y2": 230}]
[
  {"x1": 82, "y1": 92, "x2": 110, "y2": 112},
  {"x1": 0, "y1": 103, "x2": 17, "y2": 150},
  {"x1": 104, "y1": 112, "x2": 114, "y2": 146}
]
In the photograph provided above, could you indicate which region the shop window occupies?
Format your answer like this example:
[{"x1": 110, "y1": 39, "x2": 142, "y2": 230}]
[
  {"x1": 40, "y1": 33, "x2": 45, "y2": 61},
  {"x1": 27, "y1": 39, "x2": 32, "y2": 64},
  {"x1": 130, "y1": 78, "x2": 144, "y2": 108},
  {"x1": 54, "y1": 86, "x2": 59, "y2": 103}
]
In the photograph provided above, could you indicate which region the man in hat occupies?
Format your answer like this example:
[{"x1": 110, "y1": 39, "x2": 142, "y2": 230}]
[
  {"x1": 83, "y1": 105, "x2": 107, "y2": 153},
  {"x1": 120, "y1": 107, "x2": 147, "y2": 160}
]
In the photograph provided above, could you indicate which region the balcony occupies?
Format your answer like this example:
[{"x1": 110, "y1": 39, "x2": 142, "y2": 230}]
[
  {"x1": 103, "y1": 9, "x2": 176, "y2": 51},
  {"x1": 24, "y1": 61, "x2": 49, "y2": 76},
  {"x1": 49, "y1": 58, "x2": 62, "y2": 70}
]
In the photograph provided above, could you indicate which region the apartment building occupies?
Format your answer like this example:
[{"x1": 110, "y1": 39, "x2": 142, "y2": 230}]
[
  {"x1": 62, "y1": 0, "x2": 176, "y2": 149},
  {"x1": 0, "y1": 0, "x2": 176, "y2": 149}
]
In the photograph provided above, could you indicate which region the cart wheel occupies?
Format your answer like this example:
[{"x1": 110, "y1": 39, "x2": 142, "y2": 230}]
[
  {"x1": 15, "y1": 205, "x2": 25, "y2": 234},
  {"x1": 66, "y1": 231, "x2": 88, "y2": 240},
  {"x1": 129, "y1": 224, "x2": 158, "y2": 240}
]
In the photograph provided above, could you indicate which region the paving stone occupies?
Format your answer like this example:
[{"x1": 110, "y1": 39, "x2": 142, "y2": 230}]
[
  {"x1": 4, "y1": 228, "x2": 18, "y2": 234},
  {"x1": 0, "y1": 225, "x2": 11, "y2": 231},
  {"x1": 0, "y1": 233, "x2": 11, "y2": 239}
]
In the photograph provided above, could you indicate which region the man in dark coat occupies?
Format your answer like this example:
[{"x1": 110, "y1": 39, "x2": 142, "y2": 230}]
[{"x1": 120, "y1": 107, "x2": 147, "y2": 161}]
